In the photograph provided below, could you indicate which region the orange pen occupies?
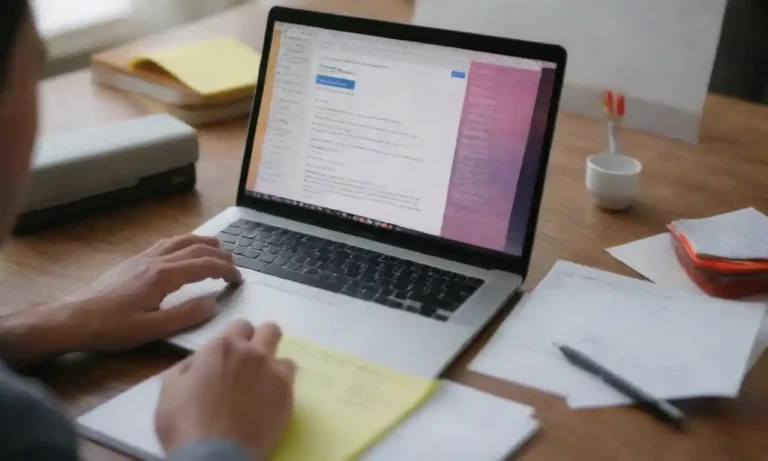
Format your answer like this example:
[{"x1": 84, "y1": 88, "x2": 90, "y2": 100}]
[
  {"x1": 603, "y1": 90, "x2": 614, "y2": 119},
  {"x1": 603, "y1": 90, "x2": 626, "y2": 154}
]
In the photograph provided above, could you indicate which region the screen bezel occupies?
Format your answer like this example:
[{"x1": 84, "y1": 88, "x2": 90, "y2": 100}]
[{"x1": 236, "y1": 6, "x2": 567, "y2": 278}]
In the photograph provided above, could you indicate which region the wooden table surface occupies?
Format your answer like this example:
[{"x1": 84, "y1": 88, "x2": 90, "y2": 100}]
[{"x1": 2, "y1": 1, "x2": 768, "y2": 460}]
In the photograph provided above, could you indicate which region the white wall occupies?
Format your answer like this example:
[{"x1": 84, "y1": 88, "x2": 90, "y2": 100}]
[{"x1": 414, "y1": 0, "x2": 727, "y2": 143}]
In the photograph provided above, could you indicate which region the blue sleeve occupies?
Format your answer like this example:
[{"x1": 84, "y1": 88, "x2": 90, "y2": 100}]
[
  {"x1": 168, "y1": 439, "x2": 254, "y2": 461},
  {"x1": 0, "y1": 362, "x2": 78, "y2": 461}
]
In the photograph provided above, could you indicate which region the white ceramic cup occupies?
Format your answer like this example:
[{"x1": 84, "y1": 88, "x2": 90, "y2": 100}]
[{"x1": 585, "y1": 152, "x2": 642, "y2": 210}]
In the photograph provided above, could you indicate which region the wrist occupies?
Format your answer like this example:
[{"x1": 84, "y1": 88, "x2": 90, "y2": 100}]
[{"x1": 0, "y1": 301, "x2": 82, "y2": 367}]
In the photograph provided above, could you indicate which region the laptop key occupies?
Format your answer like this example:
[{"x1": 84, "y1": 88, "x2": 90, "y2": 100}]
[
  {"x1": 432, "y1": 312, "x2": 450, "y2": 322},
  {"x1": 342, "y1": 286, "x2": 363, "y2": 297},
  {"x1": 419, "y1": 304, "x2": 437, "y2": 318},
  {"x1": 359, "y1": 282, "x2": 380, "y2": 293},
  {"x1": 453, "y1": 282, "x2": 478, "y2": 295},
  {"x1": 467, "y1": 277, "x2": 484, "y2": 287},
  {"x1": 235, "y1": 256, "x2": 267, "y2": 272},
  {"x1": 220, "y1": 226, "x2": 243, "y2": 236},
  {"x1": 233, "y1": 246, "x2": 247, "y2": 255},
  {"x1": 436, "y1": 299, "x2": 462, "y2": 313},
  {"x1": 366, "y1": 259, "x2": 382, "y2": 269},
  {"x1": 255, "y1": 232, "x2": 272, "y2": 241},
  {"x1": 359, "y1": 290, "x2": 376, "y2": 301},
  {"x1": 265, "y1": 246, "x2": 282, "y2": 255},
  {"x1": 241, "y1": 229, "x2": 260, "y2": 239},
  {"x1": 333, "y1": 249, "x2": 353, "y2": 260},
  {"x1": 285, "y1": 261, "x2": 302, "y2": 271},
  {"x1": 258, "y1": 253, "x2": 276, "y2": 263},
  {"x1": 373, "y1": 294, "x2": 390, "y2": 305},
  {"x1": 217, "y1": 233, "x2": 238, "y2": 244},
  {"x1": 272, "y1": 258, "x2": 289, "y2": 267},
  {"x1": 221, "y1": 242, "x2": 236, "y2": 252},
  {"x1": 392, "y1": 281, "x2": 410, "y2": 291},
  {"x1": 317, "y1": 263, "x2": 335, "y2": 272},
  {"x1": 392, "y1": 290, "x2": 408, "y2": 300},
  {"x1": 244, "y1": 249, "x2": 262, "y2": 259},
  {"x1": 385, "y1": 299, "x2": 405, "y2": 309},
  {"x1": 303, "y1": 267, "x2": 320, "y2": 276},
  {"x1": 394, "y1": 272, "x2": 412, "y2": 283},
  {"x1": 261, "y1": 265, "x2": 344, "y2": 293},
  {"x1": 305, "y1": 259, "x2": 322, "y2": 268},
  {"x1": 333, "y1": 274, "x2": 353, "y2": 286},
  {"x1": 236, "y1": 237, "x2": 254, "y2": 247},
  {"x1": 250, "y1": 242, "x2": 267, "y2": 250}
]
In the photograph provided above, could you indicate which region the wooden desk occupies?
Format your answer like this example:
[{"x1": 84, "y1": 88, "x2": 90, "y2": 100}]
[{"x1": 2, "y1": 1, "x2": 768, "y2": 459}]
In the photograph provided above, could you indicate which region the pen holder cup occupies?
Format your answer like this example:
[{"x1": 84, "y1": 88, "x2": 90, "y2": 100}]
[{"x1": 585, "y1": 153, "x2": 642, "y2": 211}]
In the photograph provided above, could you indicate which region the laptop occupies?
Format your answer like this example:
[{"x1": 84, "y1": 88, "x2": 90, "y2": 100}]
[{"x1": 163, "y1": 7, "x2": 567, "y2": 377}]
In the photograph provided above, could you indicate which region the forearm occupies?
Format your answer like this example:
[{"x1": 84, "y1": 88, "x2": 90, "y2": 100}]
[
  {"x1": 168, "y1": 440, "x2": 254, "y2": 461},
  {"x1": 0, "y1": 302, "x2": 80, "y2": 368}
]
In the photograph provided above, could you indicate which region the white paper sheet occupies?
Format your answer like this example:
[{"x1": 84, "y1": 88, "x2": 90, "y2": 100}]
[
  {"x1": 471, "y1": 296, "x2": 613, "y2": 399},
  {"x1": 672, "y1": 208, "x2": 768, "y2": 260},
  {"x1": 362, "y1": 382, "x2": 538, "y2": 461},
  {"x1": 607, "y1": 232, "x2": 768, "y2": 369},
  {"x1": 471, "y1": 260, "x2": 765, "y2": 408},
  {"x1": 78, "y1": 376, "x2": 539, "y2": 461}
]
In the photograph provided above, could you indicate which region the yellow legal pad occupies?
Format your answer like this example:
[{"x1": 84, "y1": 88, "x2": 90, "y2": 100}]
[
  {"x1": 130, "y1": 36, "x2": 261, "y2": 96},
  {"x1": 273, "y1": 337, "x2": 438, "y2": 461}
]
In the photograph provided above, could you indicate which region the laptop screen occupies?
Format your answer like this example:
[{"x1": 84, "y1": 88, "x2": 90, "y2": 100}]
[{"x1": 244, "y1": 21, "x2": 559, "y2": 257}]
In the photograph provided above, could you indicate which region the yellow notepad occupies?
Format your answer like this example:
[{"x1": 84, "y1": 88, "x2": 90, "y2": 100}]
[
  {"x1": 130, "y1": 36, "x2": 261, "y2": 97},
  {"x1": 274, "y1": 337, "x2": 438, "y2": 461}
]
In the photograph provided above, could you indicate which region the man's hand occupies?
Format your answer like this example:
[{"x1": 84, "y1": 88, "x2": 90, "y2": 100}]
[
  {"x1": 156, "y1": 321, "x2": 296, "y2": 460},
  {"x1": 0, "y1": 235, "x2": 242, "y2": 366}
]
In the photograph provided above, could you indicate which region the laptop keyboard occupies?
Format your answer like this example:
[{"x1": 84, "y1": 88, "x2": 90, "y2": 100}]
[{"x1": 216, "y1": 219, "x2": 484, "y2": 322}]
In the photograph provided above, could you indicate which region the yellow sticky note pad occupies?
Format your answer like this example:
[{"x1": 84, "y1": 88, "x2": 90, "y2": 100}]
[
  {"x1": 130, "y1": 36, "x2": 260, "y2": 96},
  {"x1": 274, "y1": 337, "x2": 437, "y2": 461}
]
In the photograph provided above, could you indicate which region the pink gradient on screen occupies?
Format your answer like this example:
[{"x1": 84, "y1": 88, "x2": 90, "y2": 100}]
[{"x1": 440, "y1": 61, "x2": 543, "y2": 251}]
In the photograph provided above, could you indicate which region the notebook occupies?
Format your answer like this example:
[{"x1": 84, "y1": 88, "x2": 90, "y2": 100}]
[
  {"x1": 78, "y1": 377, "x2": 539, "y2": 461},
  {"x1": 90, "y1": 1, "x2": 263, "y2": 107},
  {"x1": 76, "y1": 336, "x2": 437, "y2": 461},
  {"x1": 129, "y1": 37, "x2": 261, "y2": 98}
]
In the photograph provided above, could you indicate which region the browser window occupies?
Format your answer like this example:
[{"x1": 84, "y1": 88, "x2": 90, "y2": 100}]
[{"x1": 246, "y1": 22, "x2": 558, "y2": 256}]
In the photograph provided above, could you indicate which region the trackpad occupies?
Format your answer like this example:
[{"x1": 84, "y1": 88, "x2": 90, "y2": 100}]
[
  {"x1": 162, "y1": 279, "x2": 467, "y2": 376},
  {"x1": 166, "y1": 279, "x2": 360, "y2": 347}
]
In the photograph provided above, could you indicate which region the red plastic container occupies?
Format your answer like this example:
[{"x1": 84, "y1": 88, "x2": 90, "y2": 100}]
[{"x1": 672, "y1": 234, "x2": 768, "y2": 299}]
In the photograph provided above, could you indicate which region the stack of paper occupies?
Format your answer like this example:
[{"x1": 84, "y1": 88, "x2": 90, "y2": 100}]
[
  {"x1": 360, "y1": 382, "x2": 538, "y2": 461},
  {"x1": 606, "y1": 228, "x2": 768, "y2": 368},
  {"x1": 672, "y1": 208, "x2": 768, "y2": 260},
  {"x1": 79, "y1": 337, "x2": 539, "y2": 460},
  {"x1": 665, "y1": 208, "x2": 768, "y2": 298},
  {"x1": 93, "y1": 36, "x2": 260, "y2": 125},
  {"x1": 470, "y1": 261, "x2": 766, "y2": 408},
  {"x1": 129, "y1": 37, "x2": 261, "y2": 100}
]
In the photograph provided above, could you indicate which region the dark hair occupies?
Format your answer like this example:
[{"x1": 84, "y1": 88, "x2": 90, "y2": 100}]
[{"x1": 0, "y1": 1, "x2": 29, "y2": 88}]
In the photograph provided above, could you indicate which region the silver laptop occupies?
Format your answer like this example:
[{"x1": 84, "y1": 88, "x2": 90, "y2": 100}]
[{"x1": 163, "y1": 7, "x2": 567, "y2": 377}]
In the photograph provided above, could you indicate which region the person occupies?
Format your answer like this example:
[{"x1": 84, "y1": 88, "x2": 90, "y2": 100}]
[{"x1": 0, "y1": 2, "x2": 295, "y2": 460}]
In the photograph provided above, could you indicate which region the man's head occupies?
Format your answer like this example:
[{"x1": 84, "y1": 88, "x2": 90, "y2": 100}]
[{"x1": 0, "y1": 1, "x2": 46, "y2": 246}]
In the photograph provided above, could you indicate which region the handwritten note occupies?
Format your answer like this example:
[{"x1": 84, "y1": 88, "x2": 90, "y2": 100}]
[
  {"x1": 273, "y1": 337, "x2": 437, "y2": 461},
  {"x1": 77, "y1": 336, "x2": 436, "y2": 461},
  {"x1": 130, "y1": 36, "x2": 261, "y2": 96}
]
